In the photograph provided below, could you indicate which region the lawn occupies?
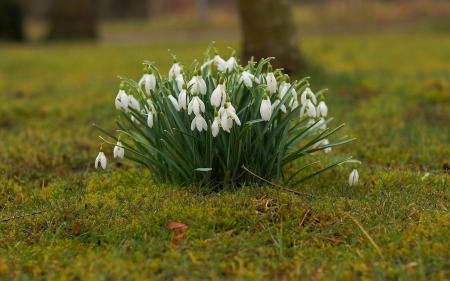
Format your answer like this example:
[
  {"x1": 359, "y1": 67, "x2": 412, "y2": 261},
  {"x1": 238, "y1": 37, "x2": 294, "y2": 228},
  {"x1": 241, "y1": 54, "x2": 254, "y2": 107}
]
[{"x1": 0, "y1": 27, "x2": 449, "y2": 279}]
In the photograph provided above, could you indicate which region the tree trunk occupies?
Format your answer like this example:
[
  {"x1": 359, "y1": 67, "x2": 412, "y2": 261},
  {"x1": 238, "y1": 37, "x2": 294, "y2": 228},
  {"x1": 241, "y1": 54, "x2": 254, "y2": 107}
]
[
  {"x1": 47, "y1": 0, "x2": 98, "y2": 40},
  {"x1": 0, "y1": 0, "x2": 24, "y2": 41},
  {"x1": 237, "y1": 0, "x2": 303, "y2": 74}
]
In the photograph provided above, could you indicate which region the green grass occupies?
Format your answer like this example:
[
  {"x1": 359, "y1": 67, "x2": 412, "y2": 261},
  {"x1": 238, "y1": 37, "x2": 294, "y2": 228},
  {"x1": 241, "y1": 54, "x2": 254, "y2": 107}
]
[{"x1": 1, "y1": 29, "x2": 449, "y2": 279}]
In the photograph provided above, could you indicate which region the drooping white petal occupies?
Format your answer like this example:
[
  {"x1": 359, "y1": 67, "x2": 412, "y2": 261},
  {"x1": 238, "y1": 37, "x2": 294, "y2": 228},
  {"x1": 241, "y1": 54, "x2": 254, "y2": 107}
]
[
  {"x1": 224, "y1": 57, "x2": 237, "y2": 72},
  {"x1": 301, "y1": 88, "x2": 317, "y2": 105},
  {"x1": 95, "y1": 152, "x2": 107, "y2": 169},
  {"x1": 114, "y1": 142, "x2": 124, "y2": 158},
  {"x1": 168, "y1": 95, "x2": 180, "y2": 111},
  {"x1": 260, "y1": 99, "x2": 272, "y2": 121},
  {"x1": 349, "y1": 169, "x2": 359, "y2": 186},
  {"x1": 128, "y1": 95, "x2": 140, "y2": 111},
  {"x1": 147, "y1": 111, "x2": 154, "y2": 128},
  {"x1": 175, "y1": 75, "x2": 184, "y2": 92},
  {"x1": 266, "y1": 72, "x2": 277, "y2": 94},
  {"x1": 197, "y1": 76, "x2": 207, "y2": 95},
  {"x1": 144, "y1": 74, "x2": 156, "y2": 95},
  {"x1": 169, "y1": 63, "x2": 182, "y2": 79},
  {"x1": 115, "y1": 90, "x2": 129, "y2": 110},
  {"x1": 215, "y1": 55, "x2": 227, "y2": 72},
  {"x1": 317, "y1": 101, "x2": 328, "y2": 117},
  {"x1": 178, "y1": 89, "x2": 189, "y2": 110},
  {"x1": 191, "y1": 114, "x2": 208, "y2": 132},
  {"x1": 211, "y1": 117, "x2": 220, "y2": 137}
]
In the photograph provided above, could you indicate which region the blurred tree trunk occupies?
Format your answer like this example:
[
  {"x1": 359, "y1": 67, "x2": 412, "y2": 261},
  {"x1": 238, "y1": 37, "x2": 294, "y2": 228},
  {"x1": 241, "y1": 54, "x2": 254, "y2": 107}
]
[
  {"x1": 0, "y1": 0, "x2": 24, "y2": 41},
  {"x1": 237, "y1": 0, "x2": 303, "y2": 74},
  {"x1": 47, "y1": 0, "x2": 98, "y2": 40}
]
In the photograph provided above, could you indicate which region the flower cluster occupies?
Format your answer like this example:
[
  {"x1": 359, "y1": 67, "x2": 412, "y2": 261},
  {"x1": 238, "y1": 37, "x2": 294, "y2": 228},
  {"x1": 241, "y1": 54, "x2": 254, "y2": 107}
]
[{"x1": 95, "y1": 44, "x2": 357, "y2": 188}]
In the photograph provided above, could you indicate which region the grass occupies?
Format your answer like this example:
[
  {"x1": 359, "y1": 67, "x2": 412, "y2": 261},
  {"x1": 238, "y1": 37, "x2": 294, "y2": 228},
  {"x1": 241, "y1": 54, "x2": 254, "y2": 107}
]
[{"x1": 1, "y1": 27, "x2": 450, "y2": 279}]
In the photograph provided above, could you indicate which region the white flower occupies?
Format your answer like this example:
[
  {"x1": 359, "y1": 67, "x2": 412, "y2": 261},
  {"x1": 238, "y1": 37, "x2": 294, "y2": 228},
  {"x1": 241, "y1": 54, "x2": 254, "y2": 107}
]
[
  {"x1": 214, "y1": 55, "x2": 227, "y2": 71},
  {"x1": 278, "y1": 80, "x2": 286, "y2": 94},
  {"x1": 300, "y1": 99, "x2": 317, "y2": 118},
  {"x1": 114, "y1": 141, "x2": 125, "y2": 158},
  {"x1": 191, "y1": 114, "x2": 208, "y2": 132},
  {"x1": 115, "y1": 90, "x2": 129, "y2": 111},
  {"x1": 169, "y1": 62, "x2": 182, "y2": 79},
  {"x1": 272, "y1": 99, "x2": 286, "y2": 113},
  {"x1": 317, "y1": 100, "x2": 328, "y2": 117},
  {"x1": 139, "y1": 73, "x2": 156, "y2": 95},
  {"x1": 317, "y1": 117, "x2": 327, "y2": 132},
  {"x1": 128, "y1": 95, "x2": 140, "y2": 112},
  {"x1": 178, "y1": 85, "x2": 189, "y2": 110},
  {"x1": 210, "y1": 79, "x2": 226, "y2": 107},
  {"x1": 260, "y1": 95, "x2": 272, "y2": 121},
  {"x1": 187, "y1": 72, "x2": 207, "y2": 95},
  {"x1": 313, "y1": 138, "x2": 331, "y2": 153},
  {"x1": 219, "y1": 102, "x2": 241, "y2": 132},
  {"x1": 174, "y1": 74, "x2": 184, "y2": 92},
  {"x1": 289, "y1": 97, "x2": 299, "y2": 110},
  {"x1": 211, "y1": 115, "x2": 221, "y2": 137},
  {"x1": 239, "y1": 70, "x2": 260, "y2": 88},
  {"x1": 266, "y1": 72, "x2": 277, "y2": 94},
  {"x1": 147, "y1": 109, "x2": 155, "y2": 128},
  {"x1": 280, "y1": 83, "x2": 297, "y2": 101},
  {"x1": 95, "y1": 151, "x2": 107, "y2": 169},
  {"x1": 168, "y1": 95, "x2": 180, "y2": 111},
  {"x1": 223, "y1": 56, "x2": 237, "y2": 73},
  {"x1": 188, "y1": 94, "x2": 205, "y2": 115},
  {"x1": 349, "y1": 169, "x2": 359, "y2": 186},
  {"x1": 301, "y1": 87, "x2": 317, "y2": 105}
]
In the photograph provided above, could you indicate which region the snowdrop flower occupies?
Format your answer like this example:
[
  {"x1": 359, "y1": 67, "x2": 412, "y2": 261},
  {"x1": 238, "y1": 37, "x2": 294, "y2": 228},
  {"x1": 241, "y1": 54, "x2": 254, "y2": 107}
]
[
  {"x1": 188, "y1": 92, "x2": 205, "y2": 116},
  {"x1": 266, "y1": 64, "x2": 277, "y2": 94},
  {"x1": 313, "y1": 138, "x2": 331, "y2": 153},
  {"x1": 278, "y1": 77, "x2": 286, "y2": 94},
  {"x1": 211, "y1": 111, "x2": 221, "y2": 137},
  {"x1": 349, "y1": 169, "x2": 359, "y2": 186},
  {"x1": 315, "y1": 117, "x2": 327, "y2": 132},
  {"x1": 317, "y1": 98, "x2": 328, "y2": 117},
  {"x1": 114, "y1": 141, "x2": 125, "y2": 158},
  {"x1": 219, "y1": 100, "x2": 241, "y2": 132},
  {"x1": 95, "y1": 151, "x2": 107, "y2": 169},
  {"x1": 272, "y1": 97, "x2": 286, "y2": 113},
  {"x1": 260, "y1": 92, "x2": 272, "y2": 121},
  {"x1": 187, "y1": 70, "x2": 207, "y2": 95},
  {"x1": 210, "y1": 77, "x2": 226, "y2": 107},
  {"x1": 147, "y1": 108, "x2": 155, "y2": 128},
  {"x1": 138, "y1": 67, "x2": 156, "y2": 95},
  {"x1": 300, "y1": 98, "x2": 316, "y2": 118},
  {"x1": 169, "y1": 57, "x2": 182, "y2": 79},
  {"x1": 174, "y1": 74, "x2": 185, "y2": 92},
  {"x1": 128, "y1": 95, "x2": 140, "y2": 112},
  {"x1": 178, "y1": 84, "x2": 189, "y2": 110},
  {"x1": 115, "y1": 88, "x2": 129, "y2": 111},
  {"x1": 279, "y1": 76, "x2": 297, "y2": 101},
  {"x1": 239, "y1": 68, "x2": 260, "y2": 88},
  {"x1": 168, "y1": 94, "x2": 180, "y2": 111},
  {"x1": 301, "y1": 87, "x2": 317, "y2": 105},
  {"x1": 191, "y1": 114, "x2": 208, "y2": 132},
  {"x1": 223, "y1": 54, "x2": 238, "y2": 73},
  {"x1": 289, "y1": 96, "x2": 299, "y2": 110}
]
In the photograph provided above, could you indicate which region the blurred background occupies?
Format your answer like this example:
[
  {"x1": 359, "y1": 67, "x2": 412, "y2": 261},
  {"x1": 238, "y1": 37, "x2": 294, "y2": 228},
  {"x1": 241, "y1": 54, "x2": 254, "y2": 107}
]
[{"x1": 0, "y1": 0, "x2": 449, "y2": 185}]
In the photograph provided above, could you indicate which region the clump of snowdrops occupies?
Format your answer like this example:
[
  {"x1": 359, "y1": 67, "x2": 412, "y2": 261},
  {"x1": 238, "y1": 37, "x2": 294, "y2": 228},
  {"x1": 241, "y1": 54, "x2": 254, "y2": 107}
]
[{"x1": 94, "y1": 44, "x2": 358, "y2": 188}]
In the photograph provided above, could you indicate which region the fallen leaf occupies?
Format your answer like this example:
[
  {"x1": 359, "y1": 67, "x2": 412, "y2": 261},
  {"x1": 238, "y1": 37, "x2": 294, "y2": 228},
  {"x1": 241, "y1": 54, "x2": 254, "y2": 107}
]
[
  {"x1": 167, "y1": 221, "x2": 189, "y2": 234},
  {"x1": 172, "y1": 233, "x2": 185, "y2": 244}
]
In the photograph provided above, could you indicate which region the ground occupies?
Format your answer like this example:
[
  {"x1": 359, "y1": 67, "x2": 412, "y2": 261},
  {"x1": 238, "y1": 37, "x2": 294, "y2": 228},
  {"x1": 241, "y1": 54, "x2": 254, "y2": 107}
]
[{"x1": 0, "y1": 15, "x2": 449, "y2": 280}]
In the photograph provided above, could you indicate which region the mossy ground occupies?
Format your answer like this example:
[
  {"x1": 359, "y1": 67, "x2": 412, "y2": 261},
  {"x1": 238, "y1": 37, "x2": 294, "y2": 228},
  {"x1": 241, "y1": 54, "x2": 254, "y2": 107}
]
[{"x1": 1, "y1": 23, "x2": 449, "y2": 280}]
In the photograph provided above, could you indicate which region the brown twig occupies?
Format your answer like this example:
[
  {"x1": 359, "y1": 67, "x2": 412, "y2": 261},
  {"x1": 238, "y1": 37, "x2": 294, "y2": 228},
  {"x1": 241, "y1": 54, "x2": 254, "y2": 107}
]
[
  {"x1": 0, "y1": 210, "x2": 45, "y2": 222},
  {"x1": 241, "y1": 165, "x2": 320, "y2": 199}
]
